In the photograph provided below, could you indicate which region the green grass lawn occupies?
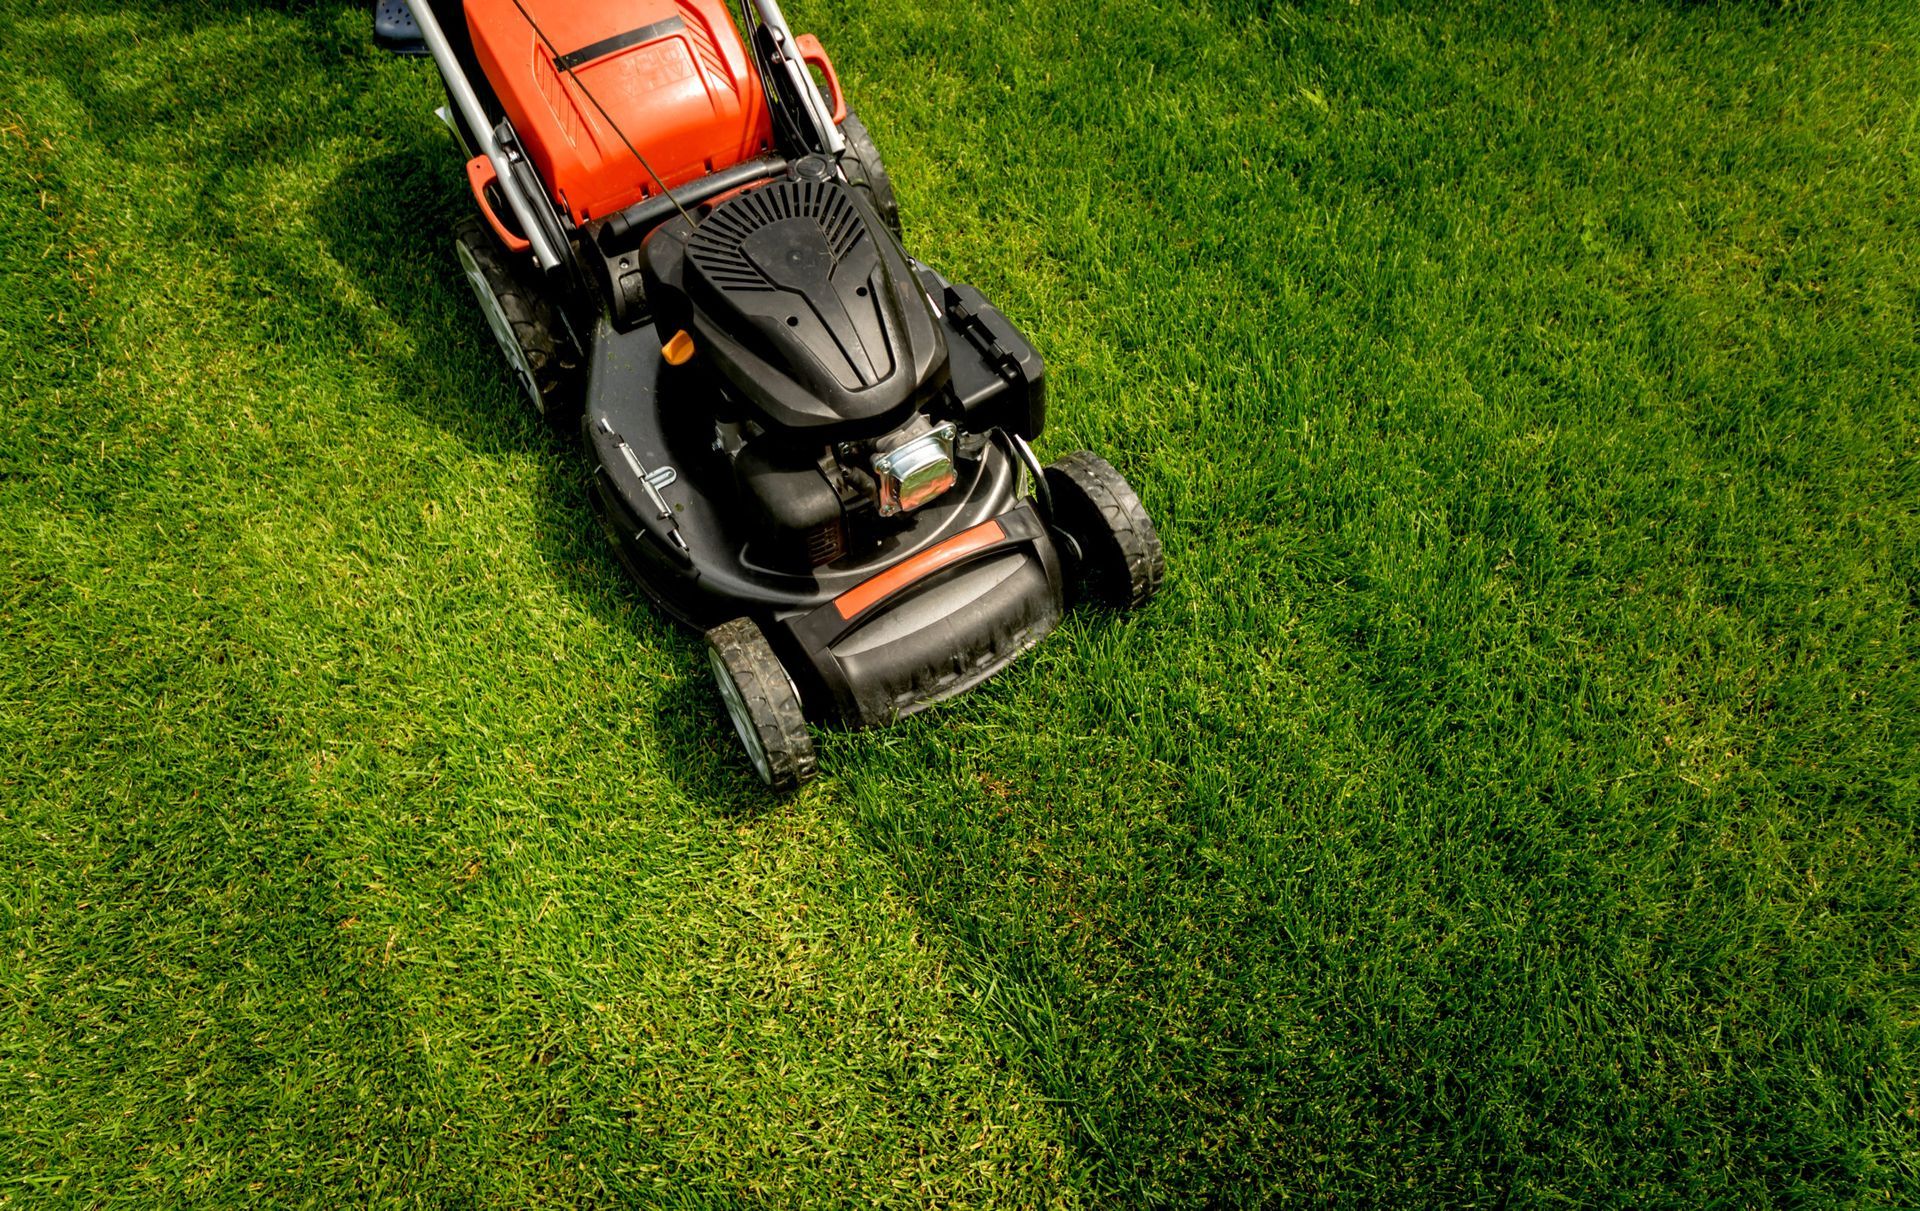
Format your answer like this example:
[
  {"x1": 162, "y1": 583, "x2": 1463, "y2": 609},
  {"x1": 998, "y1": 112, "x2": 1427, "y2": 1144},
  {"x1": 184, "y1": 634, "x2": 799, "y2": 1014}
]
[{"x1": 2, "y1": 0, "x2": 1916, "y2": 1204}]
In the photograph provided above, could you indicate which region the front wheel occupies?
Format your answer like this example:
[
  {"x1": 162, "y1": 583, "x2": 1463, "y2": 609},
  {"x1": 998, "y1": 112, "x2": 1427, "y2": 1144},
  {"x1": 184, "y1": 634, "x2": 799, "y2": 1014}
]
[
  {"x1": 705, "y1": 618, "x2": 817, "y2": 791},
  {"x1": 1044, "y1": 452, "x2": 1166, "y2": 610}
]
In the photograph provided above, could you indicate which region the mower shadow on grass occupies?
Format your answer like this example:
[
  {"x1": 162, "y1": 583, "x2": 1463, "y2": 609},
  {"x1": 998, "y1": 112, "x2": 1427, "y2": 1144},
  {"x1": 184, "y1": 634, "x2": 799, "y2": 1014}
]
[
  {"x1": 11, "y1": 0, "x2": 784, "y2": 814},
  {"x1": 305, "y1": 151, "x2": 785, "y2": 810}
]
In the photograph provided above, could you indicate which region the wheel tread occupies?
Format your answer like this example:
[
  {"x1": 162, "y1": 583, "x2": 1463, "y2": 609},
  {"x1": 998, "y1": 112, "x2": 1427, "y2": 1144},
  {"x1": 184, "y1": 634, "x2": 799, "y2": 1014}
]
[
  {"x1": 839, "y1": 110, "x2": 902, "y2": 239},
  {"x1": 1045, "y1": 451, "x2": 1165, "y2": 610},
  {"x1": 706, "y1": 618, "x2": 816, "y2": 790},
  {"x1": 453, "y1": 217, "x2": 581, "y2": 420}
]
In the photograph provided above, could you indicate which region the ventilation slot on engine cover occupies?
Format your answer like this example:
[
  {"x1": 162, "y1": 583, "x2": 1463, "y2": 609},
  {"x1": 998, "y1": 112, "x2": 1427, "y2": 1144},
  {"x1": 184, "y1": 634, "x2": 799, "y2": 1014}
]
[
  {"x1": 804, "y1": 517, "x2": 847, "y2": 567},
  {"x1": 686, "y1": 179, "x2": 867, "y2": 294}
]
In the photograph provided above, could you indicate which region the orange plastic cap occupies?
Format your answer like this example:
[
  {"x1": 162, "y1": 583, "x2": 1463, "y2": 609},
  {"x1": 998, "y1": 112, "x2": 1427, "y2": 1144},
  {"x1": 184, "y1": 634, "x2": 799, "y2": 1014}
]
[{"x1": 662, "y1": 329, "x2": 696, "y2": 366}]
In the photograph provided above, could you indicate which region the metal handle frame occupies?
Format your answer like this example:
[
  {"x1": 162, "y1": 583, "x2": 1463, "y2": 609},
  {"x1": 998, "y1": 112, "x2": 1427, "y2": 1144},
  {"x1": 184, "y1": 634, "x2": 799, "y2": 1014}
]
[
  {"x1": 746, "y1": 0, "x2": 846, "y2": 158},
  {"x1": 404, "y1": 0, "x2": 565, "y2": 270}
]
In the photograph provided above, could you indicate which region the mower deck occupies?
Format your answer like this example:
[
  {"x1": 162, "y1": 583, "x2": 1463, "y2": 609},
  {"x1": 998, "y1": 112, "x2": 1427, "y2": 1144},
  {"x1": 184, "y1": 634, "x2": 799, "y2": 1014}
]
[{"x1": 583, "y1": 314, "x2": 1066, "y2": 728}]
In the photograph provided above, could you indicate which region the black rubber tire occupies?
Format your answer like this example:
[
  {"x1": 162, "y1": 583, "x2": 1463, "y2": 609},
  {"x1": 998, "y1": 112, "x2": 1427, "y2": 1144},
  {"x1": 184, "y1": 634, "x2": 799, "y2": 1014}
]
[
  {"x1": 452, "y1": 216, "x2": 580, "y2": 421},
  {"x1": 1044, "y1": 451, "x2": 1166, "y2": 611},
  {"x1": 838, "y1": 109, "x2": 902, "y2": 239},
  {"x1": 705, "y1": 618, "x2": 817, "y2": 791}
]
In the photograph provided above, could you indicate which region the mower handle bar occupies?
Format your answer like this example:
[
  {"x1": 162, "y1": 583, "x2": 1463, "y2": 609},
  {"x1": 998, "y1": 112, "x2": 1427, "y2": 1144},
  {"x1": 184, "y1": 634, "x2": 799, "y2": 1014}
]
[
  {"x1": 403, "y1": 0, "x2": 565, "y2": 271},
  {"x1": 747, "y1": 0, "x2": 847, "y2": 158}
]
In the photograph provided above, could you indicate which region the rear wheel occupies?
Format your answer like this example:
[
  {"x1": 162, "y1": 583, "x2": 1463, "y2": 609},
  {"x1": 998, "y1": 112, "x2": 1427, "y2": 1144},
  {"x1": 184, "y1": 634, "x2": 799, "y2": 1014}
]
[
  {"x1": 838, "y1": 109, "x2": 902, "y2": 239},
  {"x1": 452, "y1": 217, "x2": 580, "y2": 420},
  {"x1": 705, "y1": 618, "x2": 817, "y2": 791},
  {"x1": 1044, "y1": 452, "x2": 1165, "y2": 610}
]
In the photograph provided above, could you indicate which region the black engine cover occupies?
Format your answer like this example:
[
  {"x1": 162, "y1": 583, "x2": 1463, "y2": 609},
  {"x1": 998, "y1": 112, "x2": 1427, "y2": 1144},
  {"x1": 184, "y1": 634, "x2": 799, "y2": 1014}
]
[{"x1": 643, "y1": 177, "x2": 948, "y2": 434}]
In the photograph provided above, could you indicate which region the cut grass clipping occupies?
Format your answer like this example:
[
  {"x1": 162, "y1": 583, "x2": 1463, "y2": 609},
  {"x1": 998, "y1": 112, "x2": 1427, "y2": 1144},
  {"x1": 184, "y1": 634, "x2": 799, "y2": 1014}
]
[{"x1": 2, "y1": 0, "x2": 1916, "y2": 1205}]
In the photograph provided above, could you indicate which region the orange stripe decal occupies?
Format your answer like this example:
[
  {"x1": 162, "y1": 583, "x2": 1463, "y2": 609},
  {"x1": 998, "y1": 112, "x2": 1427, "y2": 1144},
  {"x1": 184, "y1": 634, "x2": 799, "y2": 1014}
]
[{"x1": 833, "y1": 519, "x2": 1006, "y2": 620}]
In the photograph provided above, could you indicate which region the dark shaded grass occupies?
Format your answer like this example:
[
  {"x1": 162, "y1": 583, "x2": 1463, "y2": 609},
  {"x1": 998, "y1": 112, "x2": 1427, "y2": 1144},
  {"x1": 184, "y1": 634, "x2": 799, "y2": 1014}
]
[
  {"x1": 818, "y1": 0, "x2": 1920, "y2": 1202},
  {"x1": 1, "y1": 0, "x2": 1916, "y2": 1205}
]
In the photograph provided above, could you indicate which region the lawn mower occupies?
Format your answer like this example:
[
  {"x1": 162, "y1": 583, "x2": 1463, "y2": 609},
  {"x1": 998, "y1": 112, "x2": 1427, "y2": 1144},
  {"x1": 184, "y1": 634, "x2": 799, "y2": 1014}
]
[{"x1": 376, "y1": 0, "x2": 1164, "y2": 788}]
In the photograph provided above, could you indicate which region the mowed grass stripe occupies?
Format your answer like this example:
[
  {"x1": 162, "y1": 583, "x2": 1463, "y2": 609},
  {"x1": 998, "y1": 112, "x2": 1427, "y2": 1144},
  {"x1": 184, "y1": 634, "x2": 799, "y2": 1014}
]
[{"x1": 0, "y1": 3, "x2": 1076, "y2": 1204}]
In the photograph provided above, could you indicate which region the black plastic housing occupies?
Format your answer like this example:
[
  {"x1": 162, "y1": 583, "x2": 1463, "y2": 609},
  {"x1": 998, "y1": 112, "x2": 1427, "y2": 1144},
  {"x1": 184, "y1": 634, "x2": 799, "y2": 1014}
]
[
  {"x1": 734, "y1": 441, "x2": 842, "y2": 554},
  {"x1": 584, "y1": 156, "x2": 791, "y2": 331},
  {"x1": 642, "y1": 178, "x2": 949, "y2": 436},
  {"x1": 582, "y1": 315, "x2": 1063, "y2": 727},
  {"x1": 778, "y1": 506, "x2": 1062, "y2": 725},
  {"x1": 935, "y1": 280, "x2": 1047, "y2": 440}
]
